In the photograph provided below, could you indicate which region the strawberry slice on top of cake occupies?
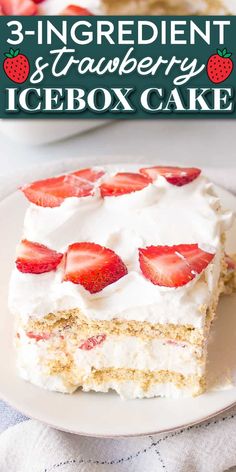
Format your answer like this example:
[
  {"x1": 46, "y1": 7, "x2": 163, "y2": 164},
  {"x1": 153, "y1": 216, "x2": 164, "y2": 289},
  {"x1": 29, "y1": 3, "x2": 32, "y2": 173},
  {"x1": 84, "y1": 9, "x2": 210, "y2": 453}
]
[{"x1": 9, "y1": 164, "x2": 235, "y2": 399}]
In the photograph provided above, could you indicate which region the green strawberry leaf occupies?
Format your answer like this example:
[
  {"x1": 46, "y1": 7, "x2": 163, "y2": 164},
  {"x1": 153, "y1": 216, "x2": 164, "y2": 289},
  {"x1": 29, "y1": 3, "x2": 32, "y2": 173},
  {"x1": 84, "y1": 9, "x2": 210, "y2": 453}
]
[
  {"x1": 224, "y1": 53, "x2": 232, "y2": 58},
  {"x1": 14, "y1": 49, "x2": 20, "y2": 57},
  {"x1": 222, "y1": 48, "x2": 227, "y2": 56},
  {"x1": 9, "y1": 48, "x2": 14, "y2": 56},
  {"x1": 4, "y1": 53, "x2": 12, "y2": 58},
  {"x1": 217, "y1": 49, "x2": 223, "y2": 57}
]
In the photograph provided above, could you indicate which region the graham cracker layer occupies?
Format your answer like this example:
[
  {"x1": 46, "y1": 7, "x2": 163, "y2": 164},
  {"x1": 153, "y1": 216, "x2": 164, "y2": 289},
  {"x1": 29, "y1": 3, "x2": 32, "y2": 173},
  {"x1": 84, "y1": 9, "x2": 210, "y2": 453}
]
[
  {"x1": 102, "y1": 0, "x2": 229, "y2": 15},
  {"x1": 25, "y1": 309, "x2": 205, "y2": 345}
]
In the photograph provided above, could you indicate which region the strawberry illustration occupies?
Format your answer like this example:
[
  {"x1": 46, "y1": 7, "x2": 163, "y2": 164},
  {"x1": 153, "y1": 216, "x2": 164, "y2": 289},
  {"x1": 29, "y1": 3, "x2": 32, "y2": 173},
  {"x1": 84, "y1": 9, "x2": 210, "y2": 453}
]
[
  {"x1": 3, "y1": 49, "x2": 30, "y2": 84},
  {"x1": 207, "y1": 48, "x2": 233, "y2": 84}
]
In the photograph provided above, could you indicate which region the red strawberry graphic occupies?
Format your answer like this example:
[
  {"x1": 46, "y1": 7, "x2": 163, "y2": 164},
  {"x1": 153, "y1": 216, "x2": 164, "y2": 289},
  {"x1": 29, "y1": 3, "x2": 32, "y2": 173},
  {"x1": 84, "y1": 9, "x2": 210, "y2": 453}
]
[
  {"x1": 207, "y1": 48, "x2": 233, "y2": 84},
  {"x1": 3, "y1": 49, "x2": 30, "y2": 84}
]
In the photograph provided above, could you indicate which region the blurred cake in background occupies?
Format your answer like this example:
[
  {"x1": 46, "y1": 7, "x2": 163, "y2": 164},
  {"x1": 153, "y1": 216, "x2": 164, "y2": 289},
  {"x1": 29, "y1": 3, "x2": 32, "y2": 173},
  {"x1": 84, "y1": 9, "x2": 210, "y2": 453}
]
[{"x1": 2, "y1": 0, "x2": 234, "y2": 15}]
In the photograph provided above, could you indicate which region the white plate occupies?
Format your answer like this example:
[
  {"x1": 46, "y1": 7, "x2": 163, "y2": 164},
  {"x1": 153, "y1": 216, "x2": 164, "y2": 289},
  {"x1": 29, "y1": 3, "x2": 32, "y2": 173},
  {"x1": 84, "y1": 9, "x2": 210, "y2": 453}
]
[{"x1": 0, "y1": 173, "x2": 236, "y2": 437}]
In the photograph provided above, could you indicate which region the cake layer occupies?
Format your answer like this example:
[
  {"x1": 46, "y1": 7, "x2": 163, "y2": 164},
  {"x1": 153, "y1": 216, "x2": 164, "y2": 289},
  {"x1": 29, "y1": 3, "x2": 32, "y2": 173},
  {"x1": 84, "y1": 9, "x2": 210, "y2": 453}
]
[{"x1": 17, "y1": 322, "x2": 204, "y2": 372}]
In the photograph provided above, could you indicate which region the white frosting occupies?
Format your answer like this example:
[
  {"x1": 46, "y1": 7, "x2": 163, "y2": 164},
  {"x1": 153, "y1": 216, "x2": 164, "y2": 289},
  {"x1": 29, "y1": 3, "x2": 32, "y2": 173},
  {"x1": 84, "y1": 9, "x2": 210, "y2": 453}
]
[{"x1": 9, "y1": 167, "x2": 233, "y2": 328}]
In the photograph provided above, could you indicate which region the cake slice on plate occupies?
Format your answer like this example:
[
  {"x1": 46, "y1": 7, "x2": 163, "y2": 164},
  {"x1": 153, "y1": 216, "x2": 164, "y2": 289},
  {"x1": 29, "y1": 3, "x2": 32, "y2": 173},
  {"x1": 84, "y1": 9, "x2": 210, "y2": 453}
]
[{"x1": 9, "y1": 165, "x2": 235, "y2": 398}]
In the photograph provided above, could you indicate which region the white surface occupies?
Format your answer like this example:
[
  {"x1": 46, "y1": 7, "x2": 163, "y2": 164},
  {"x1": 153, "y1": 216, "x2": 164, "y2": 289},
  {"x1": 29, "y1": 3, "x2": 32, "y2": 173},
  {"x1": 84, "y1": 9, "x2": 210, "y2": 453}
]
[
  {"x1": 0, "y1": 159, "x2": 236, "y2": 436},
  {"x1": 1, "y1": 121, "x2": 236, "y2": 179}
]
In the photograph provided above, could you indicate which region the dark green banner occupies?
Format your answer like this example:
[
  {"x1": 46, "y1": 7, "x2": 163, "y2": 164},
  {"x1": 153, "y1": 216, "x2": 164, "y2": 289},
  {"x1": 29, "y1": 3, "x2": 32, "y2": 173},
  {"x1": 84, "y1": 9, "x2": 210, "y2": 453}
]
[{"x1": 0, "y1": 16, "x2": 236, "y2": 118}]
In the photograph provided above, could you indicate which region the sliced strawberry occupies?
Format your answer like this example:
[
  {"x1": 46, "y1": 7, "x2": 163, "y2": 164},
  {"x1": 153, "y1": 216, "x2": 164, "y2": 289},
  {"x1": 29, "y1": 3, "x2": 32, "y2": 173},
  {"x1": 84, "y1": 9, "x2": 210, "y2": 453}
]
[
  {"x1": 225, "y1": 254, "x2": 236, "y2": 271},
  {"x1": 16, "y1": 240, "x2": 63, "y2": 274},
  {"x1": 71, "y1": 167, "x2": 105, "y2": 183},
  {"x1": 79, "y1": 334, "x2": 106, "y2": 351},
  {"x1": 139, "y1": 244, "x2": 215, "y2": 288},
  {"x1": 64, "y1": 242, "x2": 128, "y2": 293},
  {"x1": 100, "y1": 172, "x2": 150, "y2": 197},
  {"x1": 60, "y1": 5, "x2": 93, "y2": 15},
  {"x1": 21, "y1": 173, "x2": 95, "y2": 207},
  {"x1": 26, "y1": 332, "x2": 50, "y2": 342},
  {"x1": 140, "y1": 166, "x2": 201, "y2": 187},
  {"x1": 1, "y1": 0, "x2": 38, "y2": 15}
]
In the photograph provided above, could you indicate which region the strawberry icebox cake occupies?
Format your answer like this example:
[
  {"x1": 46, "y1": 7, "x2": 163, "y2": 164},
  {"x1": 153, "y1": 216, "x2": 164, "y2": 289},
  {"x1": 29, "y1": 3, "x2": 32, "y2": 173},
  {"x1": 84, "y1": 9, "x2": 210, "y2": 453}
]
[
  {"x1": 1, "y1": 0, "x2": 236, "y2": 16},
  {"x1": 9, "y1": 165, "x2": 236, "y2": 399}
]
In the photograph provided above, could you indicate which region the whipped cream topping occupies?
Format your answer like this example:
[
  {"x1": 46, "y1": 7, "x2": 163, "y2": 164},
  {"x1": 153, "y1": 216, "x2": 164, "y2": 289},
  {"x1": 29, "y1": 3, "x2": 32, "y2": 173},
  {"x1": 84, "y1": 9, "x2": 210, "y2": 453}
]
[{"x1": 9, "y1": 165, "x2": 233, "y2": 328}]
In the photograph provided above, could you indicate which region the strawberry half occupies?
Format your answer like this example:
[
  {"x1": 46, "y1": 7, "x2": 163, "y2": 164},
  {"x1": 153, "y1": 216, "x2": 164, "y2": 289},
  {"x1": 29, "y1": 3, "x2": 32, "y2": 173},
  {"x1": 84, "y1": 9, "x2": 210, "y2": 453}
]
[
  {"x1": 64, "y1": 242, "x2": 128, "y2": 293},
  {"x1": 60, "y1": 5, "x2": 93, "y2": 15},
  {"x1": 140, "y1": 166, "x2": 201, "y2": 187},
  {"x1": 21, "y1": 173, "x2": 95, "y2": 207},
  {"x1": 100, "y1": 172, "x2": 150, "y2": 197},
  {"x1": 16, "y1": 240, "x2": 63, "y2": 274},
  {"x1": 1, "y1": 0, "x2": 38, "y2": 15},
  {"x1": 79, "y1": 334, "x2": 106, "y2": 351},
  {"x1": 71, "y1": 167, "x2": 105, "y2": 183},
  {"x1": 139, "y1": 244, "x2": 215, "y2": 288},
  {"x1": 207, "y1": 49, "x2": 233, "y2": 84}
]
